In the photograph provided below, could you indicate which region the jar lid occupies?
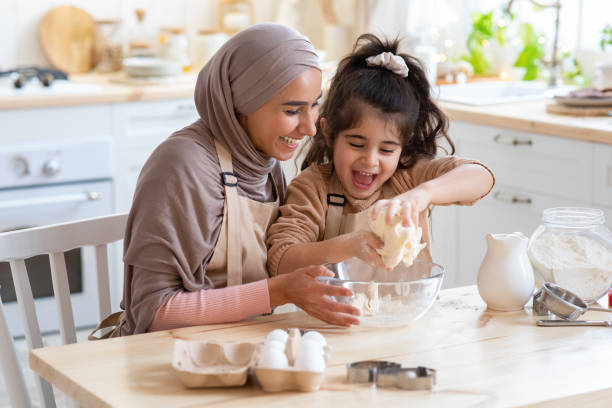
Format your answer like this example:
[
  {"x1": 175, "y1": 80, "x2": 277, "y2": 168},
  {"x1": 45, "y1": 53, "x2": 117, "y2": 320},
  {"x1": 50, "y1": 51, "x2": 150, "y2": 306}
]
[{"x1": 542, "y1": 207, "x2": 605, "y2": 228}]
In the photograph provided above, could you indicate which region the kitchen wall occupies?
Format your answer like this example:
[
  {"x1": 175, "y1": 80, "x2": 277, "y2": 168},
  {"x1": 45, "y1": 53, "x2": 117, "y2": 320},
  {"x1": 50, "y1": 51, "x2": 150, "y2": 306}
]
[{"x1": 1, "y1": 0, "x2": 610, "y2": 75}]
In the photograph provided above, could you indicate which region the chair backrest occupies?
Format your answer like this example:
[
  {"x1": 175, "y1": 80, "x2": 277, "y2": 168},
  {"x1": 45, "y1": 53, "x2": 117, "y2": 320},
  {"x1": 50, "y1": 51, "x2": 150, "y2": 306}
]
[{"x1": 0, "y1": 213, "x2": 127, "y2": 408}]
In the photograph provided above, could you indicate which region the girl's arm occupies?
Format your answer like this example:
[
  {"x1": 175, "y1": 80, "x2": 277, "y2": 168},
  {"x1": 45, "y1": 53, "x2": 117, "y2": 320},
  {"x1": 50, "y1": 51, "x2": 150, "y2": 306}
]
[
  {"x1": 276, "y1": 230, "x2": 384, "y2": 275},
  {"x1": 374, "y1": 162, "x2": 495, "y2": 226}
]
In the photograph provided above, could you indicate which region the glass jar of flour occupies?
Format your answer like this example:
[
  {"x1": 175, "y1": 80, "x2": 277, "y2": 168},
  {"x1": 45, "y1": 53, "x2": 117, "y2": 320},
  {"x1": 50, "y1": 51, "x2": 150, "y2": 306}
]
[{"x1": 528, "y1": 207, "x2": 612, "y2": 304}]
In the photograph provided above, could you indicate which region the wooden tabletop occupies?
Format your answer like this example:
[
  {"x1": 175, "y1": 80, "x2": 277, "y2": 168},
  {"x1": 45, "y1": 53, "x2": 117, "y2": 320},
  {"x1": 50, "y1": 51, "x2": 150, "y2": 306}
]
[{"x1": 30, "y1": 286, "x2": 612, "y2": 408}]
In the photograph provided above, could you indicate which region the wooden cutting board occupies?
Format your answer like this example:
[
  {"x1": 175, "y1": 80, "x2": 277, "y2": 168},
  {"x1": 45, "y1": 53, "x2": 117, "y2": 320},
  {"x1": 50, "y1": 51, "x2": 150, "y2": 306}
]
[
  {"x1": 39, "y1": 5, "x2": 96, "y2": 74},
  {"x1": 546, "y1": 102, "x2": 612, "y2": 117}
]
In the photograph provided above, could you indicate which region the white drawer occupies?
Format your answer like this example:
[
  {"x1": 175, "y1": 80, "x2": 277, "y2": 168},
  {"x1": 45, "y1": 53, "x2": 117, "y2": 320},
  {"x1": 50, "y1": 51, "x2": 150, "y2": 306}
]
[
  {"x1": 593, "y1": 143, "x2": 612, "y2": 207},
  {"x1": 452, "y1": 122, "x2": 593, "y2": 201},
  {"x1": 112, "y1": 99, "x2": 198, "y2": 149},
  {"x1": 1, "y1": 105, "x2": 112, "y2": 144}
]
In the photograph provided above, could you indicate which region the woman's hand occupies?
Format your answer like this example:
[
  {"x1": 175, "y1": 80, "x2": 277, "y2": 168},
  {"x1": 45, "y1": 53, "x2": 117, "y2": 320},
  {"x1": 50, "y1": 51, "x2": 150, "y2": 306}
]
[
  {"x1": 268, "y1": 265, "x2": 360, "y2": 327},
  {"x1": 370, "y1": 186, "x2": 431, "y2": 227},
  {"x1": 337, "y1": 231, "x2": 386, "y2": 269}
]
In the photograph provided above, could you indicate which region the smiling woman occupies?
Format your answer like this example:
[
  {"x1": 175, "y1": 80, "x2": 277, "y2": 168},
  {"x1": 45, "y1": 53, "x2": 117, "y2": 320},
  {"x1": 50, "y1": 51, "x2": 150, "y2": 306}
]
[{"x1": 101, "y1": 23, "x2": 361, "y2": 337}]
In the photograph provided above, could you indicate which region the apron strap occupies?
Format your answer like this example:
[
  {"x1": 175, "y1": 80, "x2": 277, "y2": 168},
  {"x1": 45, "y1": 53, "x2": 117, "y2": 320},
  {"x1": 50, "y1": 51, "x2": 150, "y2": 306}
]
[
  {"x1": 323, "y1": 173, "x2": 396, "y2": 241},
  {"x1": 214, "y1": 140, "x2": 242, "y2": 286},
  {"x1": 324, "y1": 173, "x2": 346, "y2": 240},
  {"x1": 88, "y1": 311, "x2": 124, "y2": 340}
]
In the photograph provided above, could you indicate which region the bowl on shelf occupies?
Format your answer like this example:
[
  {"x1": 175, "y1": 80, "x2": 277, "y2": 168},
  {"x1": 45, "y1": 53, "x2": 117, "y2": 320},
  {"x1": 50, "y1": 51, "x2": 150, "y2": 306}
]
[{"x1": 320, "y1": 259, "x2": 444, "y2": 327}]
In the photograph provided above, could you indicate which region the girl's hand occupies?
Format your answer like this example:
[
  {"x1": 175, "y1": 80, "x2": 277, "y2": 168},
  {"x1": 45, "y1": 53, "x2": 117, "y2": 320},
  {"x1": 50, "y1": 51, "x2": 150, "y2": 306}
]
[
  {"x1": 370, "y1": 186, "x2": 431, "y2": 227},
  {"x1": 339, "y1": 231, "x2": 386, "y2": 269},
  {"x1": 268, "y1": 265, "x2": 360, "y2": 327}
]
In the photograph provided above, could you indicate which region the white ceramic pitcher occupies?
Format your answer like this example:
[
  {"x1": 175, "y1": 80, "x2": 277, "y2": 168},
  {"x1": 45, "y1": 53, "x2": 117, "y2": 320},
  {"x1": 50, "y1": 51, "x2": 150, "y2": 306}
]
[{"x1": 477, "y1": 232, "x2": 535, "y2": 311}]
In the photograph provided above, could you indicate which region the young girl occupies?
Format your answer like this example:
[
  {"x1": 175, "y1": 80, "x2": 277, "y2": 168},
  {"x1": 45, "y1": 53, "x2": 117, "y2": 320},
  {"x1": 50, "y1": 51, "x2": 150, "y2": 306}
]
[{"x1": 267, "y1": 34, "x2": 495, "y2": 276}]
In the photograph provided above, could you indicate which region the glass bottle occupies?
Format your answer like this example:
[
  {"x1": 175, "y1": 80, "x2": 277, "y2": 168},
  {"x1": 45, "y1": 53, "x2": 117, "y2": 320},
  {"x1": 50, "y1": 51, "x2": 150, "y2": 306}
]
[{"x1": 528, "y1": 207, "x2": 612, "y2": 303}]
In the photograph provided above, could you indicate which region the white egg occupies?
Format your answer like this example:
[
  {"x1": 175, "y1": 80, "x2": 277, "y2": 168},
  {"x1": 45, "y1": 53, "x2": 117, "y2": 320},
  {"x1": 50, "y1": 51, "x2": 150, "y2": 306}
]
[
  {"x1": 257, "y1": 346, "x2": 289, "y2": 369},
  {"x1": 293, "y1": 346, "x2": 326, "y2": 372},
  {"x1": 262, "y1": 339, "x2": 285, "y2": 350},
  {"x1": 299, "y1": 339, "x2": 324, "y2": 355},
  {"x1": 302, "y1": 331, "x2": 327, "y2": 346},
  {"x1": 265, "y1": 329, "x2": 289, "y2": 344}
]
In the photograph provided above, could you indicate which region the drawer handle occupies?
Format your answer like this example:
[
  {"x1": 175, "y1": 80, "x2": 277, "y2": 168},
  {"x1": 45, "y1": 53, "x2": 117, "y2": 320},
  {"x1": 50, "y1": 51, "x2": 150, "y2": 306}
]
[
  {"x1": 493, "y1": 134, "x2": 532, "y2": 146},
  {"x1": 493, "y1": 191, "x2": 532, "y2": 205},
  {"x1": 176, "y1": 103, "x2": 195, "y2": 112}
]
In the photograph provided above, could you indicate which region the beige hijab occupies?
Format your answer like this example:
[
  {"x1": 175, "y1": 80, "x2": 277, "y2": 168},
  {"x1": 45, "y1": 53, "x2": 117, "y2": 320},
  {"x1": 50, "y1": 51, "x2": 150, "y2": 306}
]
[{"x1": 120, "y1": 24, "x2": 320, "y2": 335}]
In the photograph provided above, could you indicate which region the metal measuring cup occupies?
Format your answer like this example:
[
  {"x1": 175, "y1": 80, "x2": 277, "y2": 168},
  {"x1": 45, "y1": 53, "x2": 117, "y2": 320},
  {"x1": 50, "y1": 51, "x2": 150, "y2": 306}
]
[{"x1": 537, "y1": 282, "x2": 612, "y2": 320}]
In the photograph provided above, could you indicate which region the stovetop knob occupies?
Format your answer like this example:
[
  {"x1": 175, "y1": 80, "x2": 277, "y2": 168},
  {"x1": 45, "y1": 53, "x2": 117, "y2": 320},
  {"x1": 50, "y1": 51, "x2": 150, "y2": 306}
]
[
  {"x1": 42, "y1": 158, "x2": 62, "y2": 177},
  {"x1": 12, "y1": 156, "x2": 30, "y2": 177}
]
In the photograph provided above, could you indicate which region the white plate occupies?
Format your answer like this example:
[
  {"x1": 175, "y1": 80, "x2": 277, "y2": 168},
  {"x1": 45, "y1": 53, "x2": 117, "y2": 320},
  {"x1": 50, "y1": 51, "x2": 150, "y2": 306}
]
[
  {"x1": 553, "y1": 95, "x2": 612, "y2": 107},
  {"x1": 123, "y1": 57, "x2": 181, "y2": 77}
]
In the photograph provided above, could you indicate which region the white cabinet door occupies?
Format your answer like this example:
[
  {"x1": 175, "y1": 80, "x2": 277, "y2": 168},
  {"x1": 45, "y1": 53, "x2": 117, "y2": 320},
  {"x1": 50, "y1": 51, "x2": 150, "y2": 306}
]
[
  {"x1": 593, "y1": 143, "x2": 612, "y2": 208},
  {"x1": 112, "y1": 99, "x2": 199, "y2": 212}
]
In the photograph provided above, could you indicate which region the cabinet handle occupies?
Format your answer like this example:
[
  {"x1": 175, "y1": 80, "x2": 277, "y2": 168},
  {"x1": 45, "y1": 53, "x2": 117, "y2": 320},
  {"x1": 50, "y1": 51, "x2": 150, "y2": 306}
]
[
  {"x1": 493, "y1": 134, "x2": 532, "y2": 146},
  {"x1": 176, "y1": 103, "x2": 195, "y2": 112},
  {"x1": 493, "y1": 191, "x2": 532, "y2": 205}
]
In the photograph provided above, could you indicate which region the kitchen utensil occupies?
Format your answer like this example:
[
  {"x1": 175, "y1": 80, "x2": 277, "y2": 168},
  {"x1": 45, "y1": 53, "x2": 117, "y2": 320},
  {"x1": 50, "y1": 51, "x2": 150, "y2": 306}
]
[
  {"x1": 346, "y1": 361, "x2": 400, "y2": 383},
  {"x1": 532, "y1": 289, "x2": 551, "y2": 316},
  {"x1": 39, "y1": 6, "x2": 96, "y2": 74},
  {"x1": 376, "y1": 366, "x2": 437, "y2": 390},
  {"x1": 477, "y1": 232, "x2": 534, "y2": 311},
  {"x1": 537, "y1": 320, "x2": 612, "y2": 327},
  {"x1": 318, "y1": 259, "x2": 444, "y2": 327},
  {"x1": 346, "y1": 361, "x2": 436, "y2": 390},
  {"x1": 538, "y1": 282, "x2": 612, "y2": 320}
]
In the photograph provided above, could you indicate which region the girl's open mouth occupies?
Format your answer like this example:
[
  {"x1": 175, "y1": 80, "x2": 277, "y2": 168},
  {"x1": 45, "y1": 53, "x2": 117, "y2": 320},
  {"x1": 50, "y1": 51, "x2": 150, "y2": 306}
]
[
  {"x1": 352, "y1": 170, "x2": 377, "y2": 189},
  {"x1": 280, "y1": 135, "x2": 300, "y2": 149}
]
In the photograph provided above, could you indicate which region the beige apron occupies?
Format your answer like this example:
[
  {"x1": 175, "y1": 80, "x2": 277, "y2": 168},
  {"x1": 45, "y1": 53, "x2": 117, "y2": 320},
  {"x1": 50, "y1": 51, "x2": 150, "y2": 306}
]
[
  {"x1": 323, "y1": 172, "x2": 431, "y2": 262},
  {"x1": 205, "y1": 140, "x2": 279, "y2": 287},
  {"x1": 89, "y1": 140, "x2": 279, "y2": 340}
]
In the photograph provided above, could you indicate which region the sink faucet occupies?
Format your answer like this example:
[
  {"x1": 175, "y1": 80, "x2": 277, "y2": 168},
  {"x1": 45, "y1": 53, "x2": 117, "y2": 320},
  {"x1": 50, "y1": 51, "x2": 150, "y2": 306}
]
[{"x1": 504, "y1": 0, "x2": 562, "y2": 87}]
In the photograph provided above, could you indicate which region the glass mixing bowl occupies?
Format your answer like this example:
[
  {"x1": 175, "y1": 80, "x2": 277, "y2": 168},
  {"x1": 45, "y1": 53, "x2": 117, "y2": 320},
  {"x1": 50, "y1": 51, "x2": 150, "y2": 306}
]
[
  {"x1": 319, "y1": 258, "x2": 444, "y2": 327},
  {"x1": 528, "y1": 207, "x2": 612, "y2": 304}
]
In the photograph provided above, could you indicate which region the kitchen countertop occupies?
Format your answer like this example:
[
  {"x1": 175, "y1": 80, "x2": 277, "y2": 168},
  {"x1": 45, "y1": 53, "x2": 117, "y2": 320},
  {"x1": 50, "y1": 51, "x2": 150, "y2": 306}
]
[
  {"x1": 439, "y1": 100, "x2": 612, "y2": 145},
  {"x1": 1, "y1": 73, "x2": 611, "y2": 145},
  {"x1": 0, "y1": 72, "x2": 197, "y2": 110},
  {"x1": 30, "y1": 285, "x2": 612, "y2": 407}
]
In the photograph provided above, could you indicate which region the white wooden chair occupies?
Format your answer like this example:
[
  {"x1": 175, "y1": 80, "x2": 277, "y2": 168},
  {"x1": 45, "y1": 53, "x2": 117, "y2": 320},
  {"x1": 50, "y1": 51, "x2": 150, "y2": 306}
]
[{"x1": 0, "y1": 213, "x2": 127, "y2": 408}]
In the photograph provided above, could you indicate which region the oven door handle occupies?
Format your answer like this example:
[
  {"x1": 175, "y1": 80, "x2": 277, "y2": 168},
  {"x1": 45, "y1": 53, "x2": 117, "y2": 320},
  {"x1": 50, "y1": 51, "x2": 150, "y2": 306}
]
[{"x1": 0, "y1": 191, "x2": 102, "y2": 210}]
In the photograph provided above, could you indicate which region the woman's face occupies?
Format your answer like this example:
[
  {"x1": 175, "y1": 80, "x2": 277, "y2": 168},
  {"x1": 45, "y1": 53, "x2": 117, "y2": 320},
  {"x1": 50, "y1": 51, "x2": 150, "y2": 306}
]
[
  {"x1": 239, "y1": 67, "x2": 322, "y2": 161},
  {"x1": 328, "y1": 105, "x2": 402, "y2": 200}
]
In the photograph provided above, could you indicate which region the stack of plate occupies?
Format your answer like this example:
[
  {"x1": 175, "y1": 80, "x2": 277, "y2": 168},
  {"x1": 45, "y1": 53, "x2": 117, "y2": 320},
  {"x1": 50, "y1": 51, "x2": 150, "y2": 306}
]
[
  {"x1": 547, "y1": 88, "x2": 612, "y2": 116},
  {"x1": 122, "y1": 57, "x2": 181, "y2": 78}
]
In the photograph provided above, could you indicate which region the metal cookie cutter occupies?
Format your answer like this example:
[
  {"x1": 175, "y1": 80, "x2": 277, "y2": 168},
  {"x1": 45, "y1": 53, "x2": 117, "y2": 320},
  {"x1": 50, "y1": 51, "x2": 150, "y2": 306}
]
[
  {"x1": 377, "y1": 366, "x2": 437, "y2": 390},
  {"x1": 347, "y1": 361, "x2": 400, "y2": 383}
]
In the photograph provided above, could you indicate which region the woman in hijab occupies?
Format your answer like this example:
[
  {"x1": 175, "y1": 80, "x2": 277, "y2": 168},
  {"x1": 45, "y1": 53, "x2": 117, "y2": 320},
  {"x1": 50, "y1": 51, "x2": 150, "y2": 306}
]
[{"x1": 118, "y1": 24, "x2": 360, "y2": 335}]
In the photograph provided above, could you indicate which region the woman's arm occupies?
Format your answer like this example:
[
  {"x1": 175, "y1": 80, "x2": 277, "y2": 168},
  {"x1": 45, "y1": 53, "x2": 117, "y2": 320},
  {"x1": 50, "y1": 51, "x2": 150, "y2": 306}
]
[{"x1": 149, "y1": 265, "x2": 361, "y2": 331}]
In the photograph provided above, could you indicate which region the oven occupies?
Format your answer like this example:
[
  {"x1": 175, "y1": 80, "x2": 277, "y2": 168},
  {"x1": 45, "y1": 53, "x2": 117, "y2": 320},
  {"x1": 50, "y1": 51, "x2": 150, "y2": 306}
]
[{"x1": 0, "y1": 139, "x2": 117, "y2": 337}]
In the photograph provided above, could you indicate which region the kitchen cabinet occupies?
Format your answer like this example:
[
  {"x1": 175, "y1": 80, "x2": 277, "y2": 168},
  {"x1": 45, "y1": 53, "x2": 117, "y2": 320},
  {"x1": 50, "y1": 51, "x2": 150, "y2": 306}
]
[
  {"x1": 441, "y1": 121, "x2": 600, "y2": 287},
  {"x1": 111, "y1": 99, "x2": 199, "y2": 212}
]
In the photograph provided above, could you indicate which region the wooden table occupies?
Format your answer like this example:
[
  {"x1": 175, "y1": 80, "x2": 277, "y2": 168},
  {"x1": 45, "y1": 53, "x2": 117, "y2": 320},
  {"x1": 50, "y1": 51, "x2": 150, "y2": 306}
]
[{"x1": 30, "y1": 286, "x2": 612, "y2": 407}]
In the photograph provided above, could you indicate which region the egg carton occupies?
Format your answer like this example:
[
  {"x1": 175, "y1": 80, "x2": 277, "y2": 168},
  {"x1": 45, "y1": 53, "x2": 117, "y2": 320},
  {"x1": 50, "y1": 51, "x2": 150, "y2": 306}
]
[
  {"x1": 253, "y1": 344, "x2": 331, "y2": 392},
  {"x1": 172, "y1": 338, "x2": 331, "y2": 392},
  {"x1": 172, "y1": 339, "x2": 258, "y2": 387}
]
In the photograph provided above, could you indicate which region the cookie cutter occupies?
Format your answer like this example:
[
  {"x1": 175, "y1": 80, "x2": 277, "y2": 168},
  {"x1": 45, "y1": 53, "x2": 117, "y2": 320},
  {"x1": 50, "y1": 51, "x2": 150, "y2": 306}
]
[
  {"x1": 346, "y1": 361, "x2": 400, "y2": 383},
  {"x1": 377, "y1": 366, "x2": 437, "y2": 390},
  {"x1": 347, "y1": 361, "x2": 436, "y2": 390},
  {"x1": 536, "y1": 282, "x2": 612, "y2": 321}
]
